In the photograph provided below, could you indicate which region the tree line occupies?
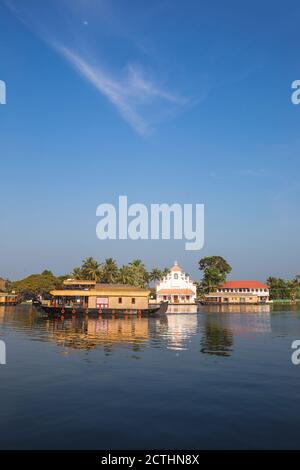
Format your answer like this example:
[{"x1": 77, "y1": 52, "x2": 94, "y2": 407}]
[
  {"x1": 266, "y1": 276, "x2": 300, "y2": 301},
  {"x1": 3, "y1": 255, "x2": 300, "y2": 301},
  {"x1": 6, "y1": 258, "x2": 170, "y2": 299}
]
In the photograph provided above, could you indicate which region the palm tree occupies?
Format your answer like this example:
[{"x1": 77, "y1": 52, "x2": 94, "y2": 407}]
[
  {"x1": 128, "y1": 259, "x2": 149, "y2": 288},
  {"x1": 149, "y1": 268, "x2": 163, "y2": 285},
  {"x1": 101, "y1": 258, "x2": 119, "y2": 284},
  {"x1": 118, "y1": 265, "x2": 133, "y2": 285},
  {"x1": 161, "y1": 267, "x2": 170, "y2": 278},
  {"x1": 72, "y1": 267, "x2": 83, "y2": 279},
  {"x1": 81, "y1": 257, "x2": 102, "y2": 281}
]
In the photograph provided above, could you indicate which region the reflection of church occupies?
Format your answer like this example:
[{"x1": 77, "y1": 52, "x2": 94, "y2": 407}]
[
  {"x1": 161, "y1": 315, "x2": 198, "y2": 351},
  {"x1": 44, "y1": 314, "x2": 200, "y2": 353}
]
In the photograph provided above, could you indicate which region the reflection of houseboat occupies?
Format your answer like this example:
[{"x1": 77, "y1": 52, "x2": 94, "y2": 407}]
[
  {"x1": 0, "y1": 293, "x2": 18, "y2": 306},
  {"x1": 203, "y1": 281, "x2": 271, "y2": 305},
  {"x1": 40, "y1": 279, "x2": 168, "y2": 316},
  {"x1": 156, "y1": 262, "x2": 197, "y2": 305},
  {"x1": 45, "y1": 316, "x2": 150, "y2": 351}
]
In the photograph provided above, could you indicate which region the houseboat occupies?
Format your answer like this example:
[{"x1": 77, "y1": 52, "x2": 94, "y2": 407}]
[
  {"x1": 39, "y1": 279, "x2": 168, "y2": 317},
  {"x1": 203, "y1": 280, "x2": 271, "y2": 305},
  {"x1": 0, "y1": 293, "x2": 18, "y2": 306}
]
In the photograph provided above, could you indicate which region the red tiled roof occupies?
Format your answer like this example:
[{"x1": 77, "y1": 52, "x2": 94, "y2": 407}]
[
  {"x1": 157, "y1": 289, "x2": 195, "y2": 295},
  {"x1": 219, "y1": 280, "x2": 268, "y2": 289}
]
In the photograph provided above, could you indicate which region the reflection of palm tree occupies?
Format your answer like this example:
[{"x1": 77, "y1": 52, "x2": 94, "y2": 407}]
[{"x1": 200, "y1": 319, "x2": 233, "y2": 356}]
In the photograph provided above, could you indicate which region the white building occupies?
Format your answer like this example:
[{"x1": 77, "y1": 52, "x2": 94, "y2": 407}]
[
  {"x1": 204, "y1": 280, "x2": 271, "y2": 304},
  {"x1": 156, "y1": 262, "x2": 197, "y2": 305}
]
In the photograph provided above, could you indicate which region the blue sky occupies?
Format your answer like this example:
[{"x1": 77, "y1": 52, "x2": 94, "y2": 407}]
[{"x1": 0, "y1": 0, "x2": 300, "y2": 281}]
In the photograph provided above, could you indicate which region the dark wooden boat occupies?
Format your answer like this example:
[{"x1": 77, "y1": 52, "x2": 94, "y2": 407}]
[{"x1": 38, "y1": 301, "x2": 169, "y2": 318}]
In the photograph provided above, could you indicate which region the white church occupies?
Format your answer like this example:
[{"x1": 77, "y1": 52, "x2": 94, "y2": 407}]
[{"x1": 156, "y1": 262, "x2": 197, "y2": 305}]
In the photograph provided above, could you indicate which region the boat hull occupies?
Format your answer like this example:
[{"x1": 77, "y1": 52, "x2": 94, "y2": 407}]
[{"x1": 38, "y1": 301, "x2": 169, "y2": 318}]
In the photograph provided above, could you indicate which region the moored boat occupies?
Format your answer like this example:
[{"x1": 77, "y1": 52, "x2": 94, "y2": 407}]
[
  {"x1": 39, "y1": 301, "x2": 169, "y2": 317},
  {"x1": 37, "y1": 279, "x2": 168, "y2": 317},
  {"x1": 0, "y1": 293, "x2": 18, "y2": 306}
]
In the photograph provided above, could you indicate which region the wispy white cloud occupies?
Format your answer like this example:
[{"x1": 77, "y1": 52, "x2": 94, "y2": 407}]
[
  {"x1": 52, "y1": 45, "x2": 187, "y2": 135},
  {"x1": 5, "y1": 0, "x2": 190, "y2": 135},
  {"x1": 55, "y1": 45, "x2": 149, "y2": 134}
]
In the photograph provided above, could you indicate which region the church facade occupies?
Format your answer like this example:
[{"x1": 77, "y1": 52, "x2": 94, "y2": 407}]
[{"x1": 156, "y1": 262, "x2": 197, "y2": 305}]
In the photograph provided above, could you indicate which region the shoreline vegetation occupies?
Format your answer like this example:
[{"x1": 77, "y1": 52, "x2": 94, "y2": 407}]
[{"x1": 1, "y1": 256, "x2": 300, "y2": 304}]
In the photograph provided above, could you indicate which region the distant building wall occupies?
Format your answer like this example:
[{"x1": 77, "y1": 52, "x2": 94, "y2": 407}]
[{"x1": 204, "y1": 280, "x2": 270, "y2": 304}]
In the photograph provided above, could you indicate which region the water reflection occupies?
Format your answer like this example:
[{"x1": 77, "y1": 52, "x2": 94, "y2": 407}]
[
  {"x1": 199, "y1": 310, "x2": 272, "y2": 356},
  {"x1": 200, "y1": 304, "x2": 271, "y2": 314},
  {"x1": 200, "y1": 318, "x2": 233, "y2": 356},
  {"x1": 0, "y1": 304, "x2": 281, "y2": 359},
  {"x1": 2, "y1": 305, "x2": 300, "y2": 450},
  {"x1": 45, "y1": 316, "x2": 150, "y2": 353},
  {"x1": 154, "y1": 314, "x2": 198, "y2": 350},
  {"x1": 167, "y1": 305, "x2": 198, "y2": 314}
]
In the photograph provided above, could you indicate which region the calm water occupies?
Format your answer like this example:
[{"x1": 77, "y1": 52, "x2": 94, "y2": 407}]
[{"x1": 1, "y1": 304, "x2": 300, "y2": 449}]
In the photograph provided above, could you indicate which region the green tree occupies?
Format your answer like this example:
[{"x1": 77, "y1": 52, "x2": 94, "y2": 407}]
[
  {"x1": 161, "y1": 267, "x2": 171, "y2": 278},
  {"x1": 72, "y1": 266, "x2": 84, "y2": 279},
  {"x1": 81, "y1": 257, "x2": 102, "y2": 281},
  {"x1": 4, "y1": 279, "x2": 12, "y2": 292},
  {"x1": 266, "y1": 277, "x2": 290, "y2": 300},
  {"x1": 11, "y1": 272, "x2": 63, "y2": 300},
  {"x1": 128, "y1": 259, "x2": 149, "y2": 288},
  {"x1": 41, "y1": 269, "x2": 53, "y2": 276},
  {"x1": 118, "y1": 265, "x2": 134, "y2": 285},
  {"x1": 288, "y1": 276, "x2": 300, "y2": 303},
  {"x1": 149, "y1": 268, "x2": 163, "y2": 284},
  {"x1": 198, "y1": 256, "x2": 232, "y2": 293},
  {"x1": 101, "y1": 258, "x2": 119, "y2": 284}
]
